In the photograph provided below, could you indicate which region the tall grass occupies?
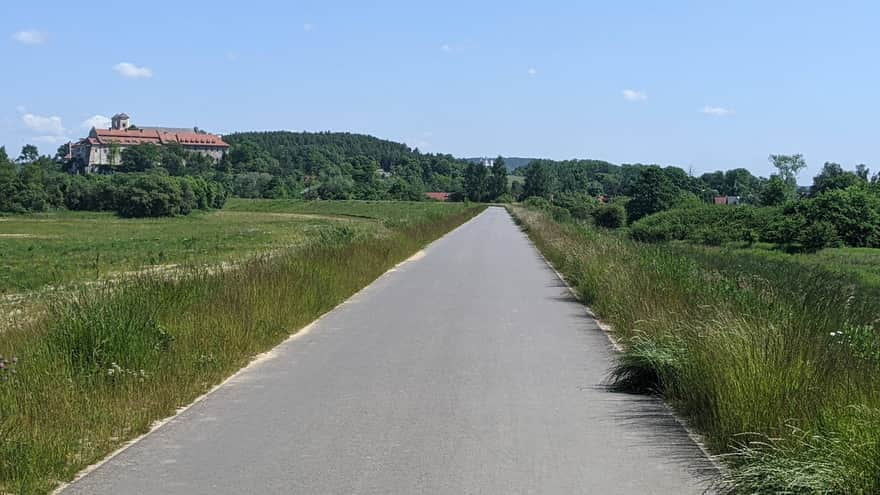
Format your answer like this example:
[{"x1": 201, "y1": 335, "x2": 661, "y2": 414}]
[
  {"x1": 0, "y1": 205, "x2": 483, "y2": 494},
  {"x1": 511, "y1": 206, "x2": 880, "y2": 494}
]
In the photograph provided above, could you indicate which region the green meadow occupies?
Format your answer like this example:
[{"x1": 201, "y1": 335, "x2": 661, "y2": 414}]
[{"x1": 0, "y1": 199, "x2": 468, "y2": 294}]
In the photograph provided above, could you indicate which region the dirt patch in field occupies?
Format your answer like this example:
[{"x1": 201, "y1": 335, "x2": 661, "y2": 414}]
[
  {"x1": 219, "y1": 211, "x2": 379, "y2": 222},
  {"x1": 0, "y1": 233, "x2": 39, "y2": 238}
]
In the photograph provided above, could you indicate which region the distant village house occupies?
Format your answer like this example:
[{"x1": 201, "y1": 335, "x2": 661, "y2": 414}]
[
  {"x1": 69, "y1": 113, "x2": 229, "y2": 173},
  {"x1": 713, "y1": 196, "x2": 741, "y2": 205}
]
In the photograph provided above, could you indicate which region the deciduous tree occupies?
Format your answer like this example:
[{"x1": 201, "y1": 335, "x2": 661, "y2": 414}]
[{"x1": 625, "y1": 166, "x2": 678, "y2": 222}]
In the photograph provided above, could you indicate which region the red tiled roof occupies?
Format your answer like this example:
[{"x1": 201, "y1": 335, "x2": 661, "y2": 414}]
[
  {"x1": 425, "y1": 192, "x2": 450, "y2": 201},
  {"x1": 93, "y1": 128, "x2": 229, "y2": 148}
]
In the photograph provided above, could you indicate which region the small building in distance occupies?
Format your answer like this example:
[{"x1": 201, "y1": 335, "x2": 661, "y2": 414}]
[
  {"x1": 70, "y1": 113, "x2": 229, "y2": 173},
  {"x1": 713, "y1": 195, "x2": 741, "y2": 205},
  {"x1": 425, "y1": 192, "x2": 450, "y2": 201}
]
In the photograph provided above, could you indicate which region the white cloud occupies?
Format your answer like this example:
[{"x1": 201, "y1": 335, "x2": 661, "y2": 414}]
[
  {"x1": 113, "y1": 62, "x2": 153, "y2": 79},
  {"x1": 622, "y1": 89, "x2": 647, "y2": 101},
  {"x1": 15, "y1": 105, "x2": 27, "y2": 114},
  {"x1": 441, "y1": 43, "x2": 452, "y2": 53},
  {"x1": 701, "y1": 106, "x2": 734, "y2": 117},
  {"x1": 22, "y1": 113, "x2": 65, "y2": 136},
  {"x1": 527, "y1": 67, "x2": 537, "y2": 77},
  {"x1": 405, "y1": 132, "x2": 434, "y2": 151},
  {"x1": 82, "y1": 115, "x2": 111, "y2": 130},
  {"x1": 21, "y1": 113, "x2": 69, "y2": 143},
  {"x1": 303, "y1": 23, "x2": 315, "y2": 32},
  {"x1": 12, "y1": 30, "x2": 47, "y2": 45},
  {"x1": 412, "y1": 140, "x2": 431, "y2": 150}
]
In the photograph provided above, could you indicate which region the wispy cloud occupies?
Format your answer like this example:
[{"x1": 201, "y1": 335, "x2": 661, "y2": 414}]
[
  {"x1": 701, "y1": 106, "x2": 734, "y2": 117},
  {"x1": 21, "y1": 113, "x2": 68, "y2": 143},
  {"x1": 113, "y1": 62, "x2": 153, "y2": 79},
  {"x1": 406, "y1": 132, "x2": 434, "y2": 151},
  {"x1": 527, "y1": 67, "x2": 537, "y2": 77},
  {"x1": 82, "y1": 115, "x2": 111, "y2": 130},
  {"x1": 622, "y1": 89, "x2": 647, "y2": 101},
  {"x1": 226, "y1": 51, "x2": 239, "y2": 62},
  {"x1": 12, "y1": 30, "x2": 47, "y2": 45},
  {"x1": 440, "y1": 42, "x2": 470, "y2": 54},
  {"x1": 303, "y1": 23, "x2": 315, "y2": 32}
]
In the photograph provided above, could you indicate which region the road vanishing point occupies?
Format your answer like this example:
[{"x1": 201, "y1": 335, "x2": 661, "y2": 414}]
[{"x1": 61, "y1": 207, "x2": 713, "y2": 494}]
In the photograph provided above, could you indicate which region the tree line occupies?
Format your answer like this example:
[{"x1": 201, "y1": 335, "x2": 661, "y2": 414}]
[
  {"x1": 2, "y1": 129, "x2": 878, "y2": 238},
  {"x1": 520, "y1": 154, "x2": 880, "y2": 251},
  {"x1": 0, "y1": 145, "x2": 226, "y2": 217},
  {"x1": 220, "y1": 131, "x2": 512, "y2": 201}
]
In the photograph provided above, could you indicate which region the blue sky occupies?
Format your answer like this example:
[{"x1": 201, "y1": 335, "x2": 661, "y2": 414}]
[{"x1": 2, "y1": 1, "x2": 878, "y2": 179}]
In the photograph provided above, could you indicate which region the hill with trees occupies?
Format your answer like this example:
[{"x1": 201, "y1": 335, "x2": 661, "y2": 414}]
[
  {"x1": 220, "y1": 131, "x2": 475, "y2": 200},
  {"x1": 465, "y1": 157, "x2": 535, "y2": 171}
]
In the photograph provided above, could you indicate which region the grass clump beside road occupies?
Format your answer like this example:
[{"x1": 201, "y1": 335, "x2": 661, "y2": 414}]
[
  {"x1": 0, "y1": 201, "x2": 483, "y2": 494},
  {"x1": 510, "y1": 205, "x2": 880, "y2": 494}
]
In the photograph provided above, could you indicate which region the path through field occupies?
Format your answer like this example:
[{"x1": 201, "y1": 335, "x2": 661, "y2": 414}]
[{"x1": 60, "y1": 207, "x2": 712, "y2": 494}]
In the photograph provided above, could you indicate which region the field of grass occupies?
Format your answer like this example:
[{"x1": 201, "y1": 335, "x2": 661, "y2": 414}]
[
  {"x1": 718, "y1": 245, "x2": 880, "y2": 289},
  {"x1": 511, "y1": 205, "x2": 880, "y2": 494},
  {"x1": 0, "y1": 198, "x2": 459, "y2": 295},
  {"x1": 223, "y1": 197, "x2": 463, "y2": 223},
  {"x1": 0, "y1": 200, "x2": 483, "y2": 494}
]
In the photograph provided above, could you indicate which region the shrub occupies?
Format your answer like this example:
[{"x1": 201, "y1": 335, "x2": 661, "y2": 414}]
[
  {"x1": 760, "y1": 210, "x2": 807, "y2": 245},
  {"x1": 798, "y1": 221, "x2": 841, "y2": 252},
  {"x1": 796, "y1": 185, "x2": 880, "y2": 247},
  {"x1": 592, "y1": 204, "x2": 626, "y2": 228},
  {"x1": 114, "y1": 174, "x2": 185, "y2": 218},
  {"x1": 523, "y1": 196, "x2": 551, "y2": 210},
  {"x1": 566, "y1": 204, "x2": 590, "y2": 220},
  {"x1": 549, "y1": 205, "x2": 572, "y2": 223},
  {"x1": 630, "y1": 205, "x2": 789, "y2": 246}
]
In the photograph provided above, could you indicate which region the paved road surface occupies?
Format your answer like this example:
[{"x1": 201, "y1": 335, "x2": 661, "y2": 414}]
[{"x1": 62, "y1": 207, "x2": 712, "y2": 494}]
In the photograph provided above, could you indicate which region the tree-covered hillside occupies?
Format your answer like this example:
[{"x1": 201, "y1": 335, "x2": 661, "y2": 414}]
[
  {"x1": 221, "y1": 131, "x2": 473, "y2": 200},
  {"x1": 465, "y1": 157, "x2": 534, "y2": 171}
]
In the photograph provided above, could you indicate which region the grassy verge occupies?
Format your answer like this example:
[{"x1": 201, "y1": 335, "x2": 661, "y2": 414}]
[
  {"x1": 0, "y1": 203, "x2": 483, "y2": 494},
  {"x1": 510, "y1": 205, "x2": 880, "y2": 494}
]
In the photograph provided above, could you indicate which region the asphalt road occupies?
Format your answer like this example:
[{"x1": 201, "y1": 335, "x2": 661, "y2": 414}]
[{"x1": 62, "y1": 207, "x2": 712, "y2": 494}]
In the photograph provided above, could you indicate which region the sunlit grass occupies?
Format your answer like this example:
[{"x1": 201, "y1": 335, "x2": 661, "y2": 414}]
[
  {"x1": 511, "y1": 205, "x2": 880, "y2": 494},
  {"x1": 0, "y1": 201, "x2": 483, "y2": 494},
  {"x1": 0, "y1": 207, "x2": 374, "y2": 294}
]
